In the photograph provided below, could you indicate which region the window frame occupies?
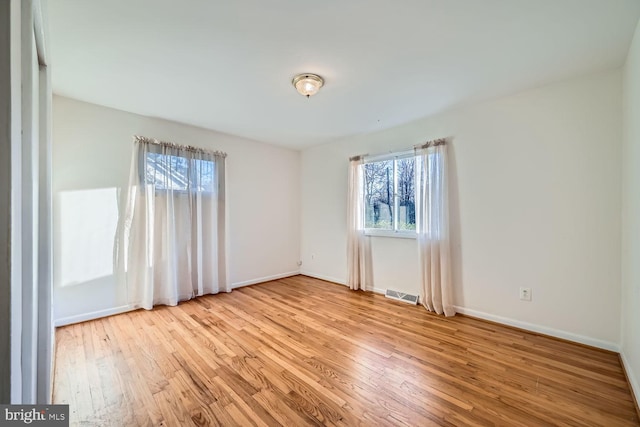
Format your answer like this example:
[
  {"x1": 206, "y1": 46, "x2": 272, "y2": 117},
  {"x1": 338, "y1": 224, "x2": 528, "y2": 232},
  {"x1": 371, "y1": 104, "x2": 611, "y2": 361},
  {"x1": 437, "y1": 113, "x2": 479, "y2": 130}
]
[{"x1": 362, "y1": 150, "x2": 417, "y2": 239}]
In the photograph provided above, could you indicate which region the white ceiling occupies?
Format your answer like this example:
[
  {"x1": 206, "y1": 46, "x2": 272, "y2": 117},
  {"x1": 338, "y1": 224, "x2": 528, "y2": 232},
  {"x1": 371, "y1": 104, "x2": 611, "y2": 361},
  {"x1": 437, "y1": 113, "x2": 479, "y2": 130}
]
[{"x1": 47, "y1": 0, "x2": 640, "y2": 149}]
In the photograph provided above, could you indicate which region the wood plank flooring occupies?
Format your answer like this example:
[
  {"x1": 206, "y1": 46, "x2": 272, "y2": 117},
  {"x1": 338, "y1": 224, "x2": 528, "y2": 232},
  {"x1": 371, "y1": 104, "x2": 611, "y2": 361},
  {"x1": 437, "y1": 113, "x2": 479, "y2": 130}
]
[{"x1": 53, "y1": 275, "x2": 640, "y2": 426}]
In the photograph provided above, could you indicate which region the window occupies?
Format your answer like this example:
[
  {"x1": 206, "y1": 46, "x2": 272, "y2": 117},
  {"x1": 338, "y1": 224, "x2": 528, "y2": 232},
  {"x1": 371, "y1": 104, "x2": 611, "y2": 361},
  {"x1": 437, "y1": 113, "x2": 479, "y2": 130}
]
[
  {"x1": 122, "y1": 136, "x2": 228, "y2": 309},
  {"x1": 143, "y1": 152, "x2": 215, "y2": 192},
  {"x1": 363, "y1": 152, "x2": 416, "y2": 236}
]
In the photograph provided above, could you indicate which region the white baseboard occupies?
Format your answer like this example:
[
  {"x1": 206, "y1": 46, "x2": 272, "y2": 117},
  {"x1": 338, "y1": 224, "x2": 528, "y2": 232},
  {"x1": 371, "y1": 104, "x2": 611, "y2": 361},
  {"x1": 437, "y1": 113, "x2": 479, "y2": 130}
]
[
  {"x1": 299, "y1": 271, "x2": 346, "y2": 286},
  {"x1": 454, "y1": 306, "x2": 619, "y2": 352},
  {"x1": 56, "y1": 274, "x2": 620, "y2": 355},
  {"x1": 55, "y1": 305, "x2": 135, "y2": 327},
  {"x1": 231, "y1": 271, "x2": 300, "y2": 289},
  {"x1": 620, "y1": 351, "x2": 640, "y2": 410},
  {"x1": 299, "y1": 272, "x2": 391, "y2": 296},
  {"x1": 292, "y1": 274, "x2": 620, "y2": 352},
  {"x1": 55, "y1": 271, "x2": 300, "y2": 326}
]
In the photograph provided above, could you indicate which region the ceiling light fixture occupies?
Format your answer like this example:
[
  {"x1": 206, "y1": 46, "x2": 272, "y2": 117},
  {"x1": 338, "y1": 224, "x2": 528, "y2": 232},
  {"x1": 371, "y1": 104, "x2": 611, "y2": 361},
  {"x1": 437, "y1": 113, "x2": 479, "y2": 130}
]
[{"x1": 292, "y1": 73, "x2": 324, "y2": 98}]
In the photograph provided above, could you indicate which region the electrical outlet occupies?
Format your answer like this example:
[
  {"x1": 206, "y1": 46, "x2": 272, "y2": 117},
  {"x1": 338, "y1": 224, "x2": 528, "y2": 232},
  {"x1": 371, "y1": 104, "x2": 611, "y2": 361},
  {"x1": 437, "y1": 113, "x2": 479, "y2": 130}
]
[{"x1": 519, "y1": 287, "x2": 532, "y2": 301}]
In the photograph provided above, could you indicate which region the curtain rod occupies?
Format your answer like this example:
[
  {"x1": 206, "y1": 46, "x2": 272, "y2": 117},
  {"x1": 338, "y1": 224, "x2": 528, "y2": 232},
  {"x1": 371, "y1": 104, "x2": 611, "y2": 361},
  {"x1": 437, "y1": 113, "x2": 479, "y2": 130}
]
[
  {"x1": 414, "y1": 137, "x2": 447, "y2": 150},
  {"x1": 350, "y1": 137, "x2": 448, "y2": 162},
  {"x1": 133, "y1": 135, "x2": 227, "y2": 158}
]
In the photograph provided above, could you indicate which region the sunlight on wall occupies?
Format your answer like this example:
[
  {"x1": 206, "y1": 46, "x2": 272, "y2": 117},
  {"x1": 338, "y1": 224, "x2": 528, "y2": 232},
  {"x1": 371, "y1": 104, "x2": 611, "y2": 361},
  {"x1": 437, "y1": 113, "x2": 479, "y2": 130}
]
[{"x1": 56, "y1": 188, "x2": 119, "y2": 287}]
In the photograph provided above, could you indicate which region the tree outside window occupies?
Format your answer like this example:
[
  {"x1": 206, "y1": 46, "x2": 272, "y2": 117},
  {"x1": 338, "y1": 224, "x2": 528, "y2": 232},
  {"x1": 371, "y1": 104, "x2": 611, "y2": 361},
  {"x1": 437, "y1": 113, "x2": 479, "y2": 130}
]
[{"x1": 363, "y1": 154, "x2": 416, "y2": 233}]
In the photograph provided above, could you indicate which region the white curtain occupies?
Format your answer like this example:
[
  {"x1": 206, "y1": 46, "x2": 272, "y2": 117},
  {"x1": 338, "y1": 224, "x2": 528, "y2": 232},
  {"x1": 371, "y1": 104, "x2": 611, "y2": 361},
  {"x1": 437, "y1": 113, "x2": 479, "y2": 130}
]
[
  {"x1": 415, "y1": 141, "x2": 455, "y2": 316},
  {"x1": 117, "y1": 136, "x2": 228, "y2": 310},
  {"x1": 347, "y1": 157, "x2": 372, "y2": 290}
]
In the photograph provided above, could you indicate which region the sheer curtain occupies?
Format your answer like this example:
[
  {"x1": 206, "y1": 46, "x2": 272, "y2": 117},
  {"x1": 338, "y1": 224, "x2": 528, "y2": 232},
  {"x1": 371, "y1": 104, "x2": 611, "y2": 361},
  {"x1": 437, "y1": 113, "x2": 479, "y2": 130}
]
[
  {"x1": 117, "y1": 136, "x2": 228, "y2": 310},
  {"x1": 415, "y1": 140, "x2": 455, "y2": 316},
  {"x1": 347, "y1": 156, "x2": 373, "y2": 290}
]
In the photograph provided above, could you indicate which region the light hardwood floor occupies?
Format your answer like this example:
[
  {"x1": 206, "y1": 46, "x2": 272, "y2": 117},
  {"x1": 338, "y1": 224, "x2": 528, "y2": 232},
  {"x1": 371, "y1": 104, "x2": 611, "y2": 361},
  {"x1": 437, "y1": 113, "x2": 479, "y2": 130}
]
[{"x1": 53, "y1": 275, "x2": 639, "y2": 426}]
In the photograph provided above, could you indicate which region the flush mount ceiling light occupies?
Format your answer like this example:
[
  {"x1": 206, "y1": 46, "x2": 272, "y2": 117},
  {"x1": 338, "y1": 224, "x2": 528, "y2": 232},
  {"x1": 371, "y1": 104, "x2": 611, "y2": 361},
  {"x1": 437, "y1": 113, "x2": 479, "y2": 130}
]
[{"x1": 292, "y1": 73, "x2": 324, "y2": 98}]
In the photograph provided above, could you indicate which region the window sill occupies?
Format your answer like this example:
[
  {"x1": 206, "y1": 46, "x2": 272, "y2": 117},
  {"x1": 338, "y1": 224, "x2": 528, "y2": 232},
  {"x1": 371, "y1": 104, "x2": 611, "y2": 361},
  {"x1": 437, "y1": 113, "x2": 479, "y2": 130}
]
[{"x1": 364, "y1": 230, "x2": 417, "y2": 239}]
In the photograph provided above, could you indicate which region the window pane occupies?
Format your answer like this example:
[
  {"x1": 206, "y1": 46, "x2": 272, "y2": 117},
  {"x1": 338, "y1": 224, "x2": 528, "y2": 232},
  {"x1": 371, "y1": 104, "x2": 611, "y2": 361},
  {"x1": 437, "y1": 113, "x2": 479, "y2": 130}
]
[
  {"x1": 396, "y1": 157, "x2": 415, "y2": 230},
  {"x1": 363, "y1": 160, "x2": 393, "y2": 229},
  {"x1": 145, "y1": 152, "x2": 214, "y2": 192},
  {"x1": 191, "y1": 158, "x2": 215, "y2": 192}
]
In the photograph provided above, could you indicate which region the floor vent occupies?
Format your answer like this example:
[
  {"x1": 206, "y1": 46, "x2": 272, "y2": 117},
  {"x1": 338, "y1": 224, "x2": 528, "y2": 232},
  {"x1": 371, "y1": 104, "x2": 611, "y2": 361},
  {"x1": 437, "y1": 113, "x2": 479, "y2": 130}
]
[{"x1": 385, "y1": 289, "x2": 419, "y2": 305}]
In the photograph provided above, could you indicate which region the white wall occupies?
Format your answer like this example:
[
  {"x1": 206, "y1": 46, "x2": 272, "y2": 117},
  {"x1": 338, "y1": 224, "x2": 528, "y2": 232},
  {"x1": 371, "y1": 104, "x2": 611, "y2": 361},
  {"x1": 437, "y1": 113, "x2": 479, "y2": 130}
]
[
  {"x1": 301, "y1": 70, "x2": 622, "y2": 349},
  {"x1": 52, "y1": 96, "x2": 301, "y2": 324},
  {"x1": 621, "y1": 17, "x2": 640, "y2": 407}
]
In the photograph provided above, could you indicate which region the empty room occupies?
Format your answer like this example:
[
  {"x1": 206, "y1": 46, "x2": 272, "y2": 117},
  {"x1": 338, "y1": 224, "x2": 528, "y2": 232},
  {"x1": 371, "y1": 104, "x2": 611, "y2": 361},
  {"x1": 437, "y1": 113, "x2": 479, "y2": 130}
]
[{"x1": 2, "y1": 0, "x2": 640, "y2": 426}]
